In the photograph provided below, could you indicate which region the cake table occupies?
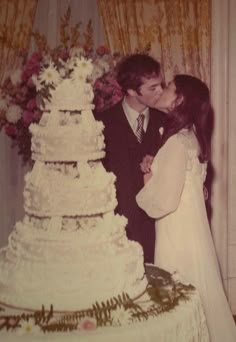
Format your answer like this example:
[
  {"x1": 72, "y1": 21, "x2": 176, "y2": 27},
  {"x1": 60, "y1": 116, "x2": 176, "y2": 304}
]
[{"x1": 0, "y1": 266, "x2": 209, "y2": 342}]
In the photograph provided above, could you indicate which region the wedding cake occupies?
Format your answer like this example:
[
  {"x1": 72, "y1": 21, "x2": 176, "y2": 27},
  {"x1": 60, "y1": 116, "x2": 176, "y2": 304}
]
[
  {"x1": 0, "y1": 56, "x2": 210, "y2": 342},
  {"x1": 0, "y1": 56, "x2": 147, "y2": 311}
]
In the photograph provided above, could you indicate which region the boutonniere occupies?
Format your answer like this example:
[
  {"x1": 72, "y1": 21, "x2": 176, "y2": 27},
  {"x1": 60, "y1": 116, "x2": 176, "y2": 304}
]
[{"x1": 159, "y1": 126, "x2": 164, "y2": 136}]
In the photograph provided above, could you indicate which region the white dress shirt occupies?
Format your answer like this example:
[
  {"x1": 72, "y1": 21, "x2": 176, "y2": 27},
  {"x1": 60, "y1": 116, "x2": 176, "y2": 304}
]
[{"x1": 122, "y1": 98, "x2": 149, "y2": 134}]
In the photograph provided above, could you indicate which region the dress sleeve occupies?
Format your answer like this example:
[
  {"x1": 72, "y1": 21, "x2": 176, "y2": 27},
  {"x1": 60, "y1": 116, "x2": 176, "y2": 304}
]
[{"x1": 136, "y1": 135, "x2": 187, "y2": 219}]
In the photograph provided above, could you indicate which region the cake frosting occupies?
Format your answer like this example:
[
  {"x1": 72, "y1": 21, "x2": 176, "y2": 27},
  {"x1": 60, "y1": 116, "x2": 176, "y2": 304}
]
[
  {"x1": 30, "y1": 109, "x2": 105, "y2": 162},
  {"x1": 0, "y1": 56, "x2": 147, "y2": 311}
]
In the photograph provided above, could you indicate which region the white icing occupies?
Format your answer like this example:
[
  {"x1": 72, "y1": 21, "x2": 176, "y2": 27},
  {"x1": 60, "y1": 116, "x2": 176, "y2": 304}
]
[
  {"x1": 30, "y1": 109, "x2": 105, "y2": 162},
  {"x1": 23, "y1": 161, "x2": 117, "y2": 216},
  {"x1": 0, "y1": 213, "x2": 146, "y2": 311},
  {"x1": 45, "y1": 78, "x2": 94, "y2": 111}
]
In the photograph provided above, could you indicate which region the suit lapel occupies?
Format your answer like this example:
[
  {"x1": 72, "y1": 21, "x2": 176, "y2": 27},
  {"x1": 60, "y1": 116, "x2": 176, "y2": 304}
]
[{"x1": 115, "y1": 103, "x2": 140, "y2": 144}]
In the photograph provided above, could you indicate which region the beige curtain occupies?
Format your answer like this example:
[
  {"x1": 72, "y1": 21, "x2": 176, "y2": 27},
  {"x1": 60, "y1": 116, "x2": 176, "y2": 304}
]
[
  {"x1": 97, "y1": 0, "x2": 211, "y2": 84},
  {"x1": 211, "y1": 0, "x2": 236, "y2": 313},
  {"x1": 0, "y1": 0, "x2": 38, "y2": 83},
  {"x1": 0, "y1": 0, "x2": 37, "y2": 248}
]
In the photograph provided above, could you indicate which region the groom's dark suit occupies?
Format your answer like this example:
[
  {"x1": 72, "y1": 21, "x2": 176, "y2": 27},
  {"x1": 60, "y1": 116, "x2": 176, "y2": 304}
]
[{"x1": 95, "y1": 101, "x2": 166, "y2": 263}]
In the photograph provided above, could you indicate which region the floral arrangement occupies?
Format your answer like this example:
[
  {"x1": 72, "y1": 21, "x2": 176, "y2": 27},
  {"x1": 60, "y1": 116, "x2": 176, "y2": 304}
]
[
  {"x1": 0, "y1": 7, "x2": 123, "y2": 165},
  {"x1": 0, "y1": 266, "x2": 194, "y2": 336}
]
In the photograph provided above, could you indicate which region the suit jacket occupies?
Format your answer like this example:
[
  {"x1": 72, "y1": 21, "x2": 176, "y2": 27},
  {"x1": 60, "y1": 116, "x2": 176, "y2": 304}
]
[{"x1": 95, "y1": 101, "x2": 166, "y2": 263}]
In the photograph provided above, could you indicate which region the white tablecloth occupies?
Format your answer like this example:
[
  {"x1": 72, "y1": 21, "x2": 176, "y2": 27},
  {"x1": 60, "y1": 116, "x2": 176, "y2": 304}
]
[{"x1": 0, "y1": 290, "x2": 209, "y2": 342}]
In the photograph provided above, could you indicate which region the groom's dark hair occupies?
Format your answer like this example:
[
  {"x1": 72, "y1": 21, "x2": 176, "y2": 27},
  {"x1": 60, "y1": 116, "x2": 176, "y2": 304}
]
[{"x1": 116, "y1": 53, "x2": 161, "y2": 95}]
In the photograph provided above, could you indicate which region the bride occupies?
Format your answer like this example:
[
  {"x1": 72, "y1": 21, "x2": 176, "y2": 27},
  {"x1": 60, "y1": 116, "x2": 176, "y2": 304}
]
[{"x1": 136, "y1": 74, "x2": 236, "y2": 342}]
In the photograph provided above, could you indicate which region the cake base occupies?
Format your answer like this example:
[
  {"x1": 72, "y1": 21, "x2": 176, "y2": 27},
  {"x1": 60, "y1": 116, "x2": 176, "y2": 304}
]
[{"x1": 0, "y1": 266, "x2": 210, "y2": 342}]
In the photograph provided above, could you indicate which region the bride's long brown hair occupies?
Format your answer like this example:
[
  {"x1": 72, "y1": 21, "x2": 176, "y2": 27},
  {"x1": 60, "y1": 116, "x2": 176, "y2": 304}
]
[{"x1": 161, "y1": 75, "x2": 213, "y2": 162}]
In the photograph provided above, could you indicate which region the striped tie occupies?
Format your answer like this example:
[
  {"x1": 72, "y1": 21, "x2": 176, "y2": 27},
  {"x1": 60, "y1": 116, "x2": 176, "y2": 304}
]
[{"x1": 136, "y1": 113, "x2": 145, "y2": 143}]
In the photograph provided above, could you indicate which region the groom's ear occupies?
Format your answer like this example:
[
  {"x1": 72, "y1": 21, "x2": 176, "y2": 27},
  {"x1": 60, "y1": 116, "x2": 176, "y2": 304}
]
[{"x1": 127, "y1": 89, "x2": 138, "y2": 97}]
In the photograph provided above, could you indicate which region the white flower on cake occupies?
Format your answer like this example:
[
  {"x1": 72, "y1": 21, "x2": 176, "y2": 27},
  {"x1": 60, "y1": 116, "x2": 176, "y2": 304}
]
[
  {"x1": 110, "y1": 307, "x2": 133, "y2": 326},
  {"x1": 6, "y1": 104, "x2": 22, "y2": 123},
  {"x1": 32, "y1": 74, "x2": 43, "y2": 91},
  {"x1": 38, "y1": 61, "x2": 61, "y2": 86},
  {"x1": 72, "y1": 57, "x2": 93, "y2": 79},
  {"x1": 17, "y1": 318, "x2": 41, "y2": 336}
]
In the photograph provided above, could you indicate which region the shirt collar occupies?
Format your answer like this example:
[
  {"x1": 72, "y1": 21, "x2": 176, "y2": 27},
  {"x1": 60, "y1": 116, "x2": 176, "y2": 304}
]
[{"x1": 122, "y1": 98, "x2": 149, "y2": 130}]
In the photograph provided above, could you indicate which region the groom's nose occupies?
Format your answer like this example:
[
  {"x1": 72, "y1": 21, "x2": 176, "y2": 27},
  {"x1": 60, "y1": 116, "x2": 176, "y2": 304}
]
[{"x1": 156, "y1": 85, "x2": 164, "y2": 96}]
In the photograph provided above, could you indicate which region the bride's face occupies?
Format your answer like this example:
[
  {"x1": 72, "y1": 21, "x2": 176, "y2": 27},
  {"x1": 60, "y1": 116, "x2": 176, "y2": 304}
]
[{"x1": 154, "y1": 80, "x2": 181, "y2": 113}]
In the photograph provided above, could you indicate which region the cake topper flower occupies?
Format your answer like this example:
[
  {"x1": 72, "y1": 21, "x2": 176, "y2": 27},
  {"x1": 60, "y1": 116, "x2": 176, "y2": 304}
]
[{"x1": 38, "y1": 61, "x2": 61, "y2": 86}]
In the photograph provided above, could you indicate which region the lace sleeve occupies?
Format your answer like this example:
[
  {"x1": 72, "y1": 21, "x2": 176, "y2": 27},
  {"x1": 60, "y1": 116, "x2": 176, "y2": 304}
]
[{"x1": 136, "y1": 135, "x2": 187, "y2": 219}]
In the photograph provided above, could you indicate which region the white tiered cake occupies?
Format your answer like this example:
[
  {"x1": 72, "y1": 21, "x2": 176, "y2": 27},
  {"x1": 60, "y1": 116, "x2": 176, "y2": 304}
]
[
  {"x1": 0, "y1": 56, "x2": 147, "y2": 311},
  {"x1": 0, "y1": 56, "x2": 210, "y2": 342}
]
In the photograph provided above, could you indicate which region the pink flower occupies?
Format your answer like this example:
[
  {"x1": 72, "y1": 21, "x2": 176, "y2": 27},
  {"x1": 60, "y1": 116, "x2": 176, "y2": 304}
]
[
  {"x1": 26, "y1": 99, "x2": 36, "y2": 111},
  {"x1": 0, "y1": 317, "x2": 6, "y2": 325},
  {"x1": 78, "y1": 317, "x2": 97, "y2": 331},
  {"x1": 19, "y1": 86, "x2": 28, "y2": 98},
  {"x1": 94, "y1": 96, "x2": 105, "y2": 112},
  {"x1": 33, "y1": 110, "x2": 42, "y2": 121},
  {"x1": 8, "y1": 317, "x2": 18, "y2": 327},
  {"x1": 94, "y1": 80, "x2": 105, "y2": 91},
  {"x1": 96, "y1": 45, "x2": 110, "y2": 56},
  {"x1": 29, "y1": 51, "x2": 43, "y2": 63},
  {"x1": 22, "y1": 110, "x2": 34, "y2": 126},
  {"x1": 112, "y1": 93, "x2": 123, "y2": 104},
  {"x1": 5, "y1": 125, "x2": 17, "y2": 137},
  {"x1": 58, "y1": 49, "x2": 69, "y2": 61},
  {"x1": 27, "y1": 77, "x2": 35, "y2": 88}
]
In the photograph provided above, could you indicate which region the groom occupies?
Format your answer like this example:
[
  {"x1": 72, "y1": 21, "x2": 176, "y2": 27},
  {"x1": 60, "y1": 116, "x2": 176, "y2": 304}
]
[{"x1": 95, "y1": 53, "x2": 166, "y2": 263}]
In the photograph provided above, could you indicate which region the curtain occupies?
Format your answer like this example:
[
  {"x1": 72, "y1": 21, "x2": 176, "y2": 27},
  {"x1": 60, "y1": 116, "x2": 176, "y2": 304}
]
[
  {"x1": 0, "y1": 0, "x2": 37, "y2": 83},
  {"x1": 29, "y1": 0, "x2": 105, "y2": 52},
  {"x1": 97, "y1": 0, "x2": 211, "y2": 85},
  {"x1": 0, "y1": 0, "x2": 38, "y2": 247}
]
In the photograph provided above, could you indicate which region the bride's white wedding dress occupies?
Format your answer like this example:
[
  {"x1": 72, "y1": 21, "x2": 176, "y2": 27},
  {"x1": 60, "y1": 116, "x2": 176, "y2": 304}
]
[{"x1": 136, "y1": 129, "x2": 236, "y2": 342}]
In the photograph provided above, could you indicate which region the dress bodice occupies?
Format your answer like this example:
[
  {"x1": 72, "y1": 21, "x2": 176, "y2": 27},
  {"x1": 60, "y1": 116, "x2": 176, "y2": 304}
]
[{"x1": 137, "y1": 129, "x2": 207, "y2": 219}]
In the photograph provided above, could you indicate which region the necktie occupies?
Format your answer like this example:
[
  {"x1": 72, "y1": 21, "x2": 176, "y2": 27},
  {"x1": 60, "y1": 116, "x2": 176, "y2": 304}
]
[{"x1": 136, "y1": 113, "x2": 145, "y2": 143}]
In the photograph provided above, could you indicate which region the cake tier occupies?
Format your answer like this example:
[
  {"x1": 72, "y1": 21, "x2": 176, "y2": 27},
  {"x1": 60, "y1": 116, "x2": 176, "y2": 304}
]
[
  {"x1": 24, "y1": 161, "x2": 117, "y2": 217},
  {"x1": 30, "y1": 109, "x2": 105, "y2": 162},
  {"x1": 0, "y1": 213, "x2": 147, "y2": 311},
  {"x1": 44, "y1": 78, "x2": 94, "y2": 111}
]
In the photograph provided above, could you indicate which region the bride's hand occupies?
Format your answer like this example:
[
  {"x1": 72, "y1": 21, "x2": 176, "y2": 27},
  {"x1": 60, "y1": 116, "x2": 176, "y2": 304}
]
[
  {"x1": 144, "y1": 171, "x2": 152, "y2": 184},
  {"x1": 140, "y1": 154, "x2": 154, "y2": 173}
]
